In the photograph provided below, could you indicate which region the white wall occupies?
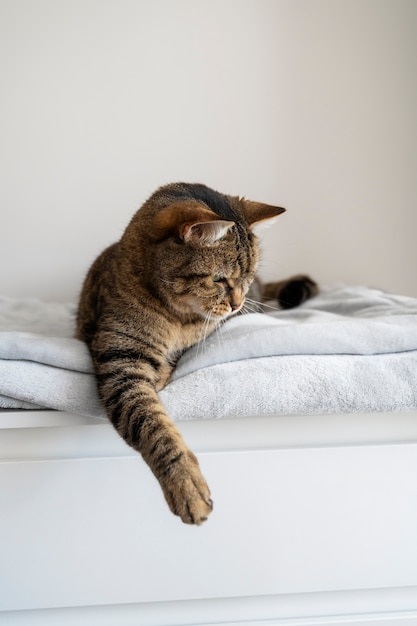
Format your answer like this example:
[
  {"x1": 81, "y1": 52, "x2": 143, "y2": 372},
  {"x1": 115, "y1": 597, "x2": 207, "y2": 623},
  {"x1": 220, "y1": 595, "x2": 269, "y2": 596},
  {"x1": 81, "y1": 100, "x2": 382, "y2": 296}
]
[{"x1": 1, "y1": 0, "x2": 416, "y2": 301}]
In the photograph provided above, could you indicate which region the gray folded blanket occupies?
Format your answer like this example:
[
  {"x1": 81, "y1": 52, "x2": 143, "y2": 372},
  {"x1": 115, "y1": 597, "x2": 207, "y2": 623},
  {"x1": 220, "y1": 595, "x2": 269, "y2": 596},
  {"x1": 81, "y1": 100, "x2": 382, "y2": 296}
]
[{"x1": 1, "y1": 285, "x2": 416, "y2": 419}]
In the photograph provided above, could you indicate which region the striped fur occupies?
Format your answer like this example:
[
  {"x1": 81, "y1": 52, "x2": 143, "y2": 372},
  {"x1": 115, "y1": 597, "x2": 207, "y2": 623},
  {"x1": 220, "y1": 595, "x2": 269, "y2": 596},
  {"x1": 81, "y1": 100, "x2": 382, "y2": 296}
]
[{"x1": 76, "y1": 182, "x2": 315, "y2": 524}]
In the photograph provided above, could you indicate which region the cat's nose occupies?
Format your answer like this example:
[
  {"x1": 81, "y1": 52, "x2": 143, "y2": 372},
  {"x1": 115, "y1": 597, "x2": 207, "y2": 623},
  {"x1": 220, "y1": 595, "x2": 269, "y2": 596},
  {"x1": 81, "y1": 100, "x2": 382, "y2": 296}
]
[
  {"x1": 229, "y1": 287, "x2": 243, "y2": 312},
  {"x1": 230, "y1": 299, "x2": 243, "y2": 312}
]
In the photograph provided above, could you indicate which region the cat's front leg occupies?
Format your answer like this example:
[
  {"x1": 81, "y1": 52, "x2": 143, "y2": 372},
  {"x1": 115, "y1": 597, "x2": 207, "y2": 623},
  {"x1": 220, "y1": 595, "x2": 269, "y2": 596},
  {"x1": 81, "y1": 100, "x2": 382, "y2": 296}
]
[
  {"x1": 93, "y1": 346, "x2": 212, "y2": 524},
  {"x1": 146, "y1": 432, "x2": 213, "y2": 525},
  {"x1": 136, "y1": 411, "x2": 213, "y2": 524}
]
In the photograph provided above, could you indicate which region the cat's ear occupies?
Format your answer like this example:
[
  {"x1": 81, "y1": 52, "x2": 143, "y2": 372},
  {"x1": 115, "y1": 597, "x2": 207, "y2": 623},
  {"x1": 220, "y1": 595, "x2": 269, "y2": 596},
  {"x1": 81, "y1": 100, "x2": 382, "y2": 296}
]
[
  {"x1": 181, "y1": 219, "x2": 235, "y2": 245},
  {"x1": 155, "y1": 202, "x2": 235, "y2": 245},
  {"x1": 242, "y1": 200, "x2": 286, "y2": 227}
]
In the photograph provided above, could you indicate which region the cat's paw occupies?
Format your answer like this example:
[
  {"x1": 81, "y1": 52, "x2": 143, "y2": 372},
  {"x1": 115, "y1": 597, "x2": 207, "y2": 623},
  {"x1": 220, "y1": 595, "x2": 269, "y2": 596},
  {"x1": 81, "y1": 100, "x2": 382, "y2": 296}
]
[{"x1": 161, "y1": 450, "x2": 213, "y2": 525}]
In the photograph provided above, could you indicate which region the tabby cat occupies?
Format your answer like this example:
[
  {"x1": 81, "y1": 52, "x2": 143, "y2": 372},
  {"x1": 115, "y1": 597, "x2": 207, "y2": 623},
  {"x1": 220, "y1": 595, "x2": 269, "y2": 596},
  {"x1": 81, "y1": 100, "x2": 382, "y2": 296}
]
[{"x1": 76, "y1": 182, "x2": 317, "y2": 524}]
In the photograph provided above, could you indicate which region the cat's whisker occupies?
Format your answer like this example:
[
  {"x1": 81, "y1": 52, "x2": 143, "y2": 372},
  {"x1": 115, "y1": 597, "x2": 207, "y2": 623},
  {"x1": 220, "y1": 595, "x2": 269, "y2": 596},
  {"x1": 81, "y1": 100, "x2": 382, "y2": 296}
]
[
  {"x1": 214, "y1": 317, "x2": 228, "y2": 348},
  {"x1": 196, "y1": 325, "x2": 206, "y2": 357},
  {"x1": 245, "y1": 297, "x2": 281, "y2": 313},
  {"x1": 205, "y1": 311, "x2": 214, "y2": 340},
  {"x1": 245, "y1": 297, "x2": 262, "y2": 306},
  {"x1": 196, "y1": 311, "x2": 213, "y2": 355},
  {"x1": 241, "y1": 301, "x2": 262, "y2": 315},
  {"x1": 208, "y1": 312, "x2": 228, "y2": 349}
]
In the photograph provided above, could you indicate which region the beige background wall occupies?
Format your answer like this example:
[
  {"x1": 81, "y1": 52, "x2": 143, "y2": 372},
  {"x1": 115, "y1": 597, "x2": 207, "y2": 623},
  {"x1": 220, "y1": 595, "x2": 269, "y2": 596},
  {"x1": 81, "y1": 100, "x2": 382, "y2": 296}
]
[{"x1": 1, "y1": 0, "x2": 416, "y2": 301}]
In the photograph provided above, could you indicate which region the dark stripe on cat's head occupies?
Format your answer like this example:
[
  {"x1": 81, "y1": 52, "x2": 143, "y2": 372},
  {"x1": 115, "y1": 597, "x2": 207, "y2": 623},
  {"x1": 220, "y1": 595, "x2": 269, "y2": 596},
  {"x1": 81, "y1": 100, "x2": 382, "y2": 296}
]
[{"x1": 166, "y1": 183, "x2": 243, "y2": 226}]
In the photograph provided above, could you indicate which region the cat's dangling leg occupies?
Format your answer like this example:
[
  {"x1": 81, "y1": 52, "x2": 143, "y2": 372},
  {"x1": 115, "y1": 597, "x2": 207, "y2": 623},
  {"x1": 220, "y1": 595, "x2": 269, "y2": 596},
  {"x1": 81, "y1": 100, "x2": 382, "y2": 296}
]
[
  {"x1": 91, "y1": 330, "x2": 213, "y2": 525},
  {"x1": 262, "y1": 274, "x2": 318, "y2": 309}
]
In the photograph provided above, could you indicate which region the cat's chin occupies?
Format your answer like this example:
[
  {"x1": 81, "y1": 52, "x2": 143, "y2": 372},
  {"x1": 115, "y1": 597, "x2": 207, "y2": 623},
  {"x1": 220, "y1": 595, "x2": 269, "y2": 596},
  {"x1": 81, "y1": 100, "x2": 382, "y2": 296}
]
[
  {"x1": 202, "y1": 306, "x2": 242, "y2": 321},
  {"x1": 191, "y1": 307, "x2": 233, "y2": 322},
  {"x1": 181, "y1": 296, "x2": 243, "y2": 320}
]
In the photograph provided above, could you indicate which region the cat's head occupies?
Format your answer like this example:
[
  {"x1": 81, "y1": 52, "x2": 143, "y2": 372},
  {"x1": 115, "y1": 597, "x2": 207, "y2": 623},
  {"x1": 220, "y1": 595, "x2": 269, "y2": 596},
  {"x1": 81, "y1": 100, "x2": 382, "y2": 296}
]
[{"x1": 123, "y1": 183, "x2": 285, "y2": 320}]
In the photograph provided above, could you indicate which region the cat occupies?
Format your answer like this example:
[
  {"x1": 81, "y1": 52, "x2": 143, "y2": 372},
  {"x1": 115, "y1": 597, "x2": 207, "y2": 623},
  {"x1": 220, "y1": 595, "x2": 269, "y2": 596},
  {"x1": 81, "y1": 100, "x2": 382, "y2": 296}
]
[{"x1": 76, "y1": 182, "x2": 317, "y2": 524}]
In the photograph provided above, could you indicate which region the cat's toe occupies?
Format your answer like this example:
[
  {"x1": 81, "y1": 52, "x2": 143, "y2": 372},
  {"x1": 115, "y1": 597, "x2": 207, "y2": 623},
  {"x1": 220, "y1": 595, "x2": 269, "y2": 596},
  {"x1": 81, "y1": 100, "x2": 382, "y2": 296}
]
[
  {"x1": 162, "y1": 452, "x2": 213, "y2": 525},
  {"x1": 183, "y1": 488, "x2": 213, "y2": 525},
  {"x1": 175, "y1": 476, "x2": 213, "y2": 525},
  {"x1": 166, "y1": 480, "x2": 213, "y2": 525}
]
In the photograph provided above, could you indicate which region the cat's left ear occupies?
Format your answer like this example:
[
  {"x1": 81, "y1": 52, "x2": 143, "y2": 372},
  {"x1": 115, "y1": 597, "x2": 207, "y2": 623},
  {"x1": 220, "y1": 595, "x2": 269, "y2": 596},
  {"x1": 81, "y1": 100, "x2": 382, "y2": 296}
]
[{"x1": 242, "y1": 200, "x2": 286, "y2": 227}]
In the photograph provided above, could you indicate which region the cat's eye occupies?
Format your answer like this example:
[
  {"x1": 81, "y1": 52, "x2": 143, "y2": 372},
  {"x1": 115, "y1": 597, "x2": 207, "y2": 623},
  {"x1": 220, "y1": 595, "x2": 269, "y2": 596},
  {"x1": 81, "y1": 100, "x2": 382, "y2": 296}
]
[{"x1": 212, "y1": 275, "x2": 231, "y2": 293}]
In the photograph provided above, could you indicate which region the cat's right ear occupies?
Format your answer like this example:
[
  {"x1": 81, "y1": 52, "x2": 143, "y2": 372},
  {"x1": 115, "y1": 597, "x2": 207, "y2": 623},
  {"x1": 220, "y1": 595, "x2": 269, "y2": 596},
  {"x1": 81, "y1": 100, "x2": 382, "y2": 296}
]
[
  {"x1": 181, "y1": 219, "x2": 235, "y2": 245},
  {"x1": 155, "y1": 202, "x2": 235, "y2": 246}
]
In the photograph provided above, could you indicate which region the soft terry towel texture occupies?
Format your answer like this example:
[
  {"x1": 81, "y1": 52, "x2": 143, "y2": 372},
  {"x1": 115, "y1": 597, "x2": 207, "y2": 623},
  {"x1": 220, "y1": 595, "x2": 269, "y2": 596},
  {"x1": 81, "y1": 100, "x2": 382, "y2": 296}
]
[{"x1": 0, "y1": 285, "x2": 416, "y2": 418}]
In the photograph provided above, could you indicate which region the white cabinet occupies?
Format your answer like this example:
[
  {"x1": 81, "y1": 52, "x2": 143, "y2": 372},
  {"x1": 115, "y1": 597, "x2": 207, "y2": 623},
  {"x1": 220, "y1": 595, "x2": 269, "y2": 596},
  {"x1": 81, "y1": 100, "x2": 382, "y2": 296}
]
[{"x1": 1, "y1": 411, "x2": 417, "y2": 625}]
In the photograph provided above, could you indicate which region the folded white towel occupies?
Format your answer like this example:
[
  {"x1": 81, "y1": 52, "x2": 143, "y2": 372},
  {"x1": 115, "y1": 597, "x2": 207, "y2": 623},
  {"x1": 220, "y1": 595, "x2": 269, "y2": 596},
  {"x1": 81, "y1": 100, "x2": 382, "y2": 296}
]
[
  {"x1": 176, "y1": 285, "x2": 417, "y2": 379},
  {"x1": 1, "y1": 285, "x2": 416, "y2": 418}
]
